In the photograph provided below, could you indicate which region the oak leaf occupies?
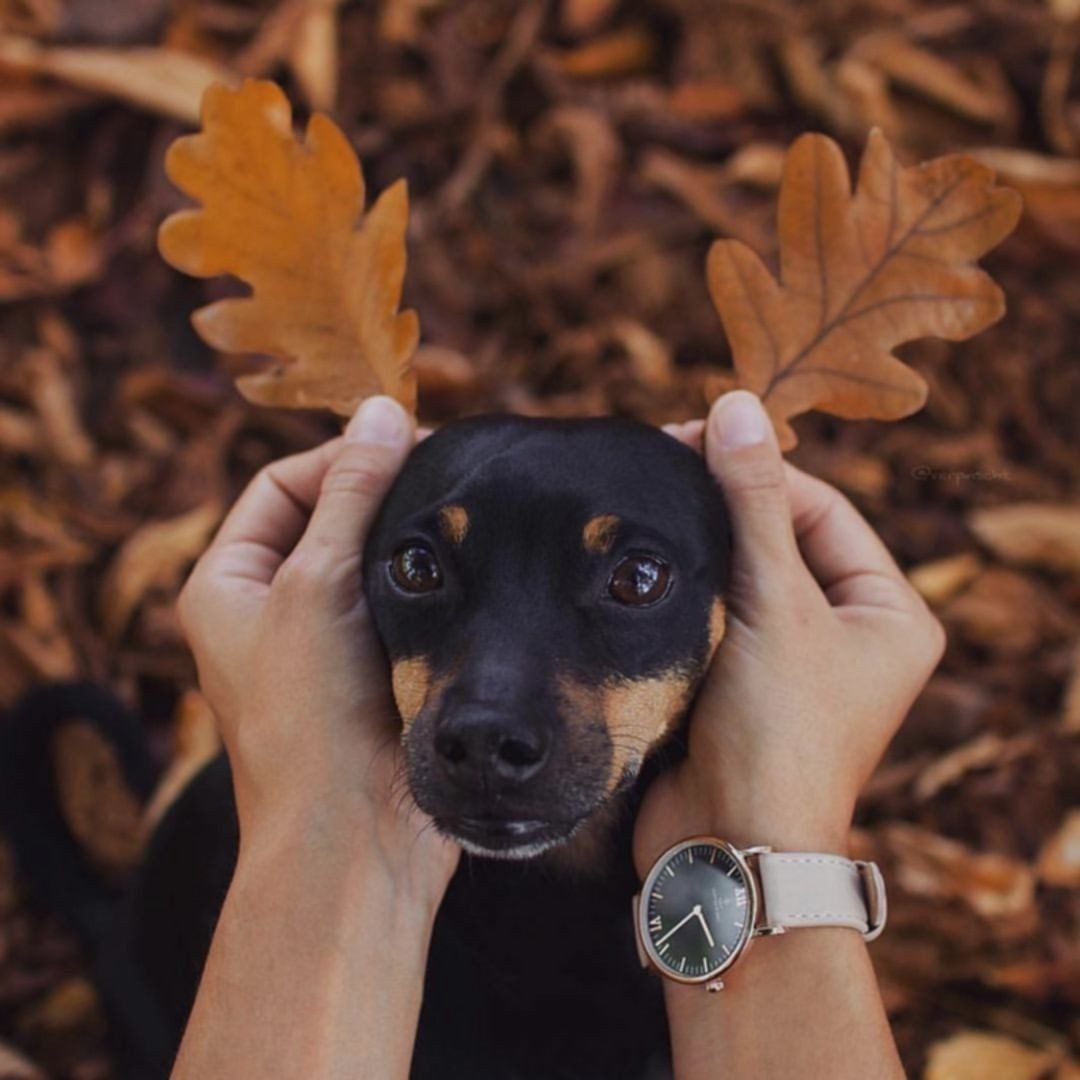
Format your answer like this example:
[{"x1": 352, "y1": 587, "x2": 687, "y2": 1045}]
[
  {"x1": 708, "y1": 129, "x2": 1022, "y2": 449},
  {"x1": 158, "y1": 79, "x2": 418, "y2": 417},
  {"x1": 923, "y1": 1030, "x2": 1067, "y2": 1080}
]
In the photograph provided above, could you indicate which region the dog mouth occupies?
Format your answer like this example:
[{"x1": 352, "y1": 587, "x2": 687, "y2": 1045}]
[{"x1": 438, "y1": 814, "x2": 573, "y2": 859}]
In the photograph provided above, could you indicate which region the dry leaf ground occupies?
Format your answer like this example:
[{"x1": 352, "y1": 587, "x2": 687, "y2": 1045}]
[{"x1": 0, "y1": 1, "x2": 1076, "y2": 1076}]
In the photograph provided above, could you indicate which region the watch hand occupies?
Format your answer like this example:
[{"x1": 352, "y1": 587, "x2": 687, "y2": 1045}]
[
  {"x1": 695, "y1": 909, "x2": 716, "y2": 949},
  {"x1": 655, "y1": 904, "x2": 701, "y2": 947}
]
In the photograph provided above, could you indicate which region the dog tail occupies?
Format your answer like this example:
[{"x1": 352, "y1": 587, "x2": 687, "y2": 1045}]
[{"x1": 0, "y1": 680, "x2": 159, "y2": 944}]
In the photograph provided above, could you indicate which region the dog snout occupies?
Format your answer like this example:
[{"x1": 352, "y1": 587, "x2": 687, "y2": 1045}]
[{"x1": 434, "y1": 709, "x2": 551, "y2": 788}]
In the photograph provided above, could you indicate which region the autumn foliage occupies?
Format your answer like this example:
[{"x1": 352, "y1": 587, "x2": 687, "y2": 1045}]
[
  {"x1": 0, "y1": 1, "x2": 1076, "y2": 1077},
  {"x1": 158, "y1": 81, "x2": 1019, "y2": 451},
  {"x1": 708, "y1": 129, "x2": 1021, "y2": 448},
  {"x1": 159, "y1": 79, "x2": 419, "y2": 416}
]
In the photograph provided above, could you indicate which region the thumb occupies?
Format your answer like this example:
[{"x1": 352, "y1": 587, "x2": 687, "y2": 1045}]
[
  {"x1": 290, "y1": 396, "x2": 413, "y2": 596},
  {"x1": 704, "y1": 391, "x2": 800, "y2": 589}
]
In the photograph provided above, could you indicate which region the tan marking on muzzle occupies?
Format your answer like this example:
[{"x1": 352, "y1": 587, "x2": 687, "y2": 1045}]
[
  {"x1": 707, "y1": 597, "x2": 726, "y2": 661},
  {"x1": 601, "y1": 672, "x2": 695, "y2": 788},
  {"x1": 558, "y1": 670, "x2": 694, "y2": 794},
  {"x1": 392, "y1": 657, "x2": 432, "y2": 731},
  {"x1": 438, "y1": 505, "x2": 469, "y2": 545},
  {"x1": 582, "y1": 513, "x2": 620, "y2": 555}
]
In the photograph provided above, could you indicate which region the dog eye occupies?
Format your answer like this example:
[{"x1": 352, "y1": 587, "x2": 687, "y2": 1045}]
[
  {"x1": 608, "y1": 555, "x2": 671, "y2": 606},
  {"x1": 390, "y1": 544, "x2": 443, "y2": 594}
]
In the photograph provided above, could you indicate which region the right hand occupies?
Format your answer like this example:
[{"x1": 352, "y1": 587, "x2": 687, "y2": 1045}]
[
  {"x1": 178, "y1": 396, "x2": 459, "y2": 908},
  {"x1": 635, "y1": 391, "x2": 945, "y2": 874}
]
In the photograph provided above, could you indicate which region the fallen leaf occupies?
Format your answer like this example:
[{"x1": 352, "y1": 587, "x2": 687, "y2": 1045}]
[
  {"x1": 914, "y1": 732, "x2": 1040, "y2": 801},
  {"x1": 158, "y1": 79, "x2": 419, "y2": 416},
  {"x1": 1037, "y1": 809, "x2": 1080, "y2": 888},
  {"x1": 707, "y1": 128, "x2": 1022, "y2": 448},
  {"x1": 412, "y1": 344, "x2": 481, "y2": 405},
  {"x1": 724, "y1": 143, "x2": 786, "y2": 189},
  {"x1": 0, "y1": 214, "x2": 102, "y2": 300},
  {"x1": 289, "y1": 0, "x2": 343, "y2": 112},
  {"x1": 546, "y1": 25, "x2": 655, "y2": 78},
  {"x1": 968, "y1": 503, "x2": 1080, "y2": 575},
  {"x1": 0, "y1": 573, "x2": 78, "y2": 681},
  {"x1": 942, "y1": 568, "x2": 1076, "y2": 656},
  {"x1": 0, "y1": 35, "x2": 238, "y2": 123},
  {"x1": 777, "y1": 36, "x2": 859, "y2": 137},
  {"x1": 0, "y1": 1039, "x2": 45, "y2": 1080},
  {"x1": 23, "y1": 346, "x2": 94, "y2": 467},
  {"x1": 559, "y1": 0, "x2": 618, "y2": 37},
  {"x1": 606, "y1": 317, "x2": 672, "y2": 388},
  {"x1": 14, "y1": 976, "x2": 103, "y2": 1047},
  {"x1": 881, "y1": 822, "x2": 1036, "y2": 922},
  {"x1": 640, "y1": 149, "x2": 770, "y2": 248},
  {"x1": 534, "y1": 105, "x2": 621, "y2": 236},
  {"x1": 667, "y1": 78, "x2": 746, "y2": 122},
  {"x1": 924, "y1": 1030, "x2": 1062, "y2": 1080},
  {"x1": 377, "y1": 0, "x2": 444, "y2": 44},
  {"x1": 853, "y1": 33, "x2": 1017, "y2": 128},
  {"x1": 43, "y1": 218, "x2": 100, "y2": 285},
  {"x1": 909, "y1": 552, "x2": 983, "y2": 606},
  {"x1": 98, "y1": 500, "x2": 221, "y2": 640},
  {"x1": 1063, "y1": 645, "x2": 1080, "y2": 733}
]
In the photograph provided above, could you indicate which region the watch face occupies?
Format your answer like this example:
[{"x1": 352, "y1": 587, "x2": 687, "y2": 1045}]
[{"x1": 640, "y1": 839, "x2": 755, "y2": 982}]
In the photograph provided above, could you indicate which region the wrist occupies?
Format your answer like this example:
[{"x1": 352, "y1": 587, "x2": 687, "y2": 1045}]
[
  {"x1": 691, "y1": 779, "x2": 853, "y2": 855},
  {"x1": 237, "y1": 799, "x2": 453, "y2": 923},
  {"x1": 706, "y1": 802, "x2": 853, "y2": 856}
]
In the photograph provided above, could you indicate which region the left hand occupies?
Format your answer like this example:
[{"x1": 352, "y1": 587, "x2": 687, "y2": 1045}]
[{"x1": 634, "y1": 392, "x2": 945, "y2": 878}]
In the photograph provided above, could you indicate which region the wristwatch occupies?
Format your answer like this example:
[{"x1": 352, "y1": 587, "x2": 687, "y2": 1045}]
[{"x1": 633, "y1": 837, "x2": 887, "y2": 992}]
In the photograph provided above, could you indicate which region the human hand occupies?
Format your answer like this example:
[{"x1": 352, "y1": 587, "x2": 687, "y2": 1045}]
[
  {"x1": 635, "y1": 391, "x2": 945, "y2": 876},
  {"x1": 178, "y1": 396, "x2": 459, "y2": 908}
]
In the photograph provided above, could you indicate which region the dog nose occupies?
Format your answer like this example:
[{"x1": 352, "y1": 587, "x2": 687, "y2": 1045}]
[{"x1": 434, "y1": 712, "x2": 551, "y2": 787}]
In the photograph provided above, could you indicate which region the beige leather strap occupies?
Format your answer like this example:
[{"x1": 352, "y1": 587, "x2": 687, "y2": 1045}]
[{"x1": 755, "y1": 853, "x2": 887, "y2": 941}]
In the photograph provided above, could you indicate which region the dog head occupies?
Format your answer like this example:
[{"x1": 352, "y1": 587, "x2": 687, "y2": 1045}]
[{"x1": 363, "y1": 415, "x2": 730, "y2": 858}]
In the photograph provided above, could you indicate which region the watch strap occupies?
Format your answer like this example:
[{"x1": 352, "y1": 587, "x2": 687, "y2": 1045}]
[{"x1": 755, "y1": 852, "x2": 887, "y2": 941}]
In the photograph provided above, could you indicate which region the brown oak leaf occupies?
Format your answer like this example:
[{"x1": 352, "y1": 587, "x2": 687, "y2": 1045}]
[
  {"x1": 707, "y1": 129, "x2": 1022, "y2": 449},
  {"x1": 158, "y1": 78, "x2": 418, "y2": 416}
]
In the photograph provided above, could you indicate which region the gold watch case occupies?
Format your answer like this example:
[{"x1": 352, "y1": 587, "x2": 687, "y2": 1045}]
[{"x1": 634, "y1": 836, "x2": 763, "y2": 992}]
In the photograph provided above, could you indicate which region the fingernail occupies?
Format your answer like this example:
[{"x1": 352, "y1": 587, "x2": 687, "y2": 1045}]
[
  {"x1": 712, "y1": 391, "x2": 769, "y2": 450},
  {"x1": 346, "y1": 396, "x2": 409, "y2": 446}
]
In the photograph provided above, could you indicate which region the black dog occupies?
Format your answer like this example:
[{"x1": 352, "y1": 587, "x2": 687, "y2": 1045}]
[{"x1": 1, "y1": 415, "x2": 731, "y2": 1079}]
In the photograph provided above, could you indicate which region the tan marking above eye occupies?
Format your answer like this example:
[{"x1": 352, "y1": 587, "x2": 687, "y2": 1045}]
[
  {"x1": 583, "y1": 513, "x2": 620, "y2": 554},
  {"x1": 438, "y1": 505, "x2": 469, "y2": 545}
]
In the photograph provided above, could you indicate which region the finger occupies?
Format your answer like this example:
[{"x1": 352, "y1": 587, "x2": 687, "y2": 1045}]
[
  {"x1": 784, "y1": 464, "x2": 913, "y2": 610},
  {"x1": 704, "y1": 392, "x2": 800, "y2": 586},
  {"x1": 180, "y1": 436, "x2": 347, "y2": 636},
  {"x1": 288, "y1": 396, "x2": 413, "y2": 590},
  {"x1": 209, "y1": 436, "x2": 344, "y2": 560}
]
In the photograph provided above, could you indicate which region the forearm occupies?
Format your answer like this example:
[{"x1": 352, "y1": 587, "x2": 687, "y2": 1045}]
[
  {"x1": 663, "y1": 802, "x2": 902, "y2": 1080},
  {"x1": 172, "y1": 823, "x2": 440, "y2": 1080},
  {"x1": 665, "y1": 927, "x2": 902, "y2": 1080}
]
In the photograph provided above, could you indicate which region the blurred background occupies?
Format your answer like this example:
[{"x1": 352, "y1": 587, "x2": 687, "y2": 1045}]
[{"x1": 0, "y1": 0, "x2": 1077, "y2": 1076}]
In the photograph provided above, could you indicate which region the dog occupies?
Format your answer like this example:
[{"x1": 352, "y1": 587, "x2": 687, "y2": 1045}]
[{"x1": 1, "y1": 414, "x2": 731, "y2": 1079}]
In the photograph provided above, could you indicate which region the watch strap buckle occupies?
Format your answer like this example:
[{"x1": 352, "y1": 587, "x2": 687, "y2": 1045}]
[{"x1": 856, "y1": 860, "x2": 888, "y2": 942}]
